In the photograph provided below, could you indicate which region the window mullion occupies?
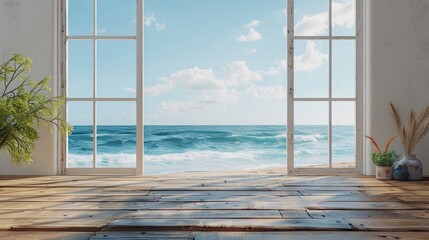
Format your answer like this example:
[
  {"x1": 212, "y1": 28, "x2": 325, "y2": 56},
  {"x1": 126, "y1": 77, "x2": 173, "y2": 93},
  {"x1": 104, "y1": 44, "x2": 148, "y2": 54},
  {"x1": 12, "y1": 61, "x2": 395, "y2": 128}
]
[
  {"x1": 287, "y1": 0, "x2": 294, "y2": 174},
  {"x1": 92, "y1": 0, "x2": 97, "y2": 169},
  {"x1": 136, "y1": 0, "x2": 143, "y2": 175},
  {"x1": 328, "y1": 0, "x2": 333, "y2": 169}
]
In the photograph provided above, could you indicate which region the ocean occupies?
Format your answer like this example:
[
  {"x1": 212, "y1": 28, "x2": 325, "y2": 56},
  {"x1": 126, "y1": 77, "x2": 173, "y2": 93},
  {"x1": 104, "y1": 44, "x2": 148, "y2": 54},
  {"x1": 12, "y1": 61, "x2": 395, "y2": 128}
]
[{"x1": 68, "y1": 125, "x2": 355, "y2": 174}]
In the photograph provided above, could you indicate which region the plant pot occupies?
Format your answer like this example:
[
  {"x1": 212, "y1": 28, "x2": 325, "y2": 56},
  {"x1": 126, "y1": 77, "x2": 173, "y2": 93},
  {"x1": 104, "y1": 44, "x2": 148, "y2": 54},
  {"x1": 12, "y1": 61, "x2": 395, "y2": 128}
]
[
  {"x1": 375, "y1": 166, "x2": 393, "y2": 179},
  {"x1": 397, "y1": 155, "x2": 423, "y2": 180},
  {"x1": 392, "y1": 165, "x2": 409, "y2": 181}
]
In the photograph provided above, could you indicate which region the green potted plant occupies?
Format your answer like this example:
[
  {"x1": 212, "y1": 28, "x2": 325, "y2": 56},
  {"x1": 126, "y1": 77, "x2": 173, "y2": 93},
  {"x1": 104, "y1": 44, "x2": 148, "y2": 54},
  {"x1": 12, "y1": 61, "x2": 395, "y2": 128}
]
[
  {"x1": 366, "y1": 135, "x2": 399, "y2": 179},
  {"x1": 389, "y1": 102, "x2": 429, "y2": 180},
  {"x1": 0, "y1": 54, "x2": 71, "y2": 165}
]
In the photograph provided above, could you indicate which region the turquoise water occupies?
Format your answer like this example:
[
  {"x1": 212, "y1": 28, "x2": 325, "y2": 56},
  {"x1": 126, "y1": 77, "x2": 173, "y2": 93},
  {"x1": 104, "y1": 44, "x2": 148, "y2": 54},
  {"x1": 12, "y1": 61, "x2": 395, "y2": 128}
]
[{"x1": 68, "y1": 125, "x2": 355, "y2": 174}]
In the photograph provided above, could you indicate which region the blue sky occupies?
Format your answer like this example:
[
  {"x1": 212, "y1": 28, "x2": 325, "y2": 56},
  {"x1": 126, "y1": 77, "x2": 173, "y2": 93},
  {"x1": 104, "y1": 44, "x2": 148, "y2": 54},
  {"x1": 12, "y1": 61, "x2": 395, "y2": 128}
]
[{"x1": 67, "y1": 0, "x2": 356, "y2": 126}]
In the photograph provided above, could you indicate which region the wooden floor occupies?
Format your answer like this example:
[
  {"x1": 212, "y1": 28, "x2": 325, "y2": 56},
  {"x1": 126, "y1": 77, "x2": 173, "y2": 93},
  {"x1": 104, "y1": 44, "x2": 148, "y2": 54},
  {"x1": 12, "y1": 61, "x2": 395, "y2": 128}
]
[{"x1": 0, "y1": 169, "x2": 429, "y2": 239}]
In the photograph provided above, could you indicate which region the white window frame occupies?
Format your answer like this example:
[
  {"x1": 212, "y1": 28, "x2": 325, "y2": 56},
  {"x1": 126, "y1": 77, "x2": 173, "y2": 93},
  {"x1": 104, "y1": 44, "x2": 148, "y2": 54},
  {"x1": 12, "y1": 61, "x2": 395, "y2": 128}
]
[
  {"x1": 287, "y1": 0, "x2": 364, "y2": 175},
  {"x1": 59, "y1": 0, "x2": 143, "y2": 175}
]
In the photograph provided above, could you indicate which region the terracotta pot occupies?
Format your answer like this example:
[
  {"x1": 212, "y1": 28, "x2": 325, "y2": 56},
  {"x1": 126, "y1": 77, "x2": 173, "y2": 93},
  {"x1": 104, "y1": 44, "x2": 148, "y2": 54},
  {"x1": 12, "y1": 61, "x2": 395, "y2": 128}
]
[{"x1": 376, "y1": 166, "x2": 393, "y2": 179}]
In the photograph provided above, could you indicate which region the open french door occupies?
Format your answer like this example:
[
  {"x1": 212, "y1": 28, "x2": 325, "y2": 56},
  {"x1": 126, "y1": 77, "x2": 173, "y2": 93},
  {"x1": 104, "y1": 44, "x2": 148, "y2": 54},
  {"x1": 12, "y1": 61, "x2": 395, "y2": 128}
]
[
  {"x1": 61, "y1": 0, "x2": 143, "y2": 175},
  {"x1": 287, "y1": 0, "x2": 363, "y2": 174}
]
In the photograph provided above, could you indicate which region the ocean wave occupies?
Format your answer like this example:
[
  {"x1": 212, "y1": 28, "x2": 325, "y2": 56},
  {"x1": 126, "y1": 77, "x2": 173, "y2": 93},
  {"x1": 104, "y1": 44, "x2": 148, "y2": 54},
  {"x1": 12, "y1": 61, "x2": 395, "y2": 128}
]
[
  {"x1": 295, "y1": 134, "x2": 323, "y2": 143},
  {"x1": 68, "y1": 153, "x2": 136, "y2": 168},
  {"x1": 294, "y1": 149, "x2": 323, "y2": 156},
  {"x1": 144, "y1": 150, "x2": 263, "y2": 162},
  {"x1": 98, "y1": 139, "x2": 136, "y2": 147}
]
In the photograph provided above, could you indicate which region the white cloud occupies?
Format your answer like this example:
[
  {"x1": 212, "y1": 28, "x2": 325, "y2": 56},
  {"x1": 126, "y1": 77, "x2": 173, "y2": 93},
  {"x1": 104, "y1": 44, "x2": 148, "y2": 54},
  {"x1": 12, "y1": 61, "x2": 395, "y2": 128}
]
[
  {"x1": 145, "y1": 80, "x2": 174, "y2": 96},
  {"x1": 224, "y1": 61, "x2": 261, "y2": 86},
  {"x1": 245, "y1": 84, "x2": 287, "y2": 100},
  {"x1": 294, "y1": 12, "x2": 328, "y2": 36},
  {"x1": 157, "y1": 89, "x2": 241, "y2": 113},
  {"x1": 250, "y1": 48, "x2": 257, "y2": 54},
  {"x1": 245, "y1": 20, "x2": 260, "y2": 28},
  {"x1": 294, "y1": 41, "x2": 328, "y2": 72},
  {"x1": 146, "y1": 61, "x2": 261, "y2": 97},
  {"x1": 237, "y1": 28, "x2": 261, "y2": 42},
  {"x1": 145, "y1": 67, "x2": 223, "y2": 96},
  {"x1": 263, "y1": 67, "x2": 281, "y2": 76},
  {"x1": 263, "y1": 59, "x2": 287, "y2": 76},
  {"x1": 146, "y1": 61, "x2": 262, "y2": 113},
  {"x1": 158, "y1": 100, "x2": 204, "y2": 113},
  {"x1": 156, "y1": 22, "x2": 166, "y2": 31},
  {"x1": 144, "y1": 15, "x2": 166, "y2": 31},
  {"x1": 294, "y1": 0, "x2": 354, "y2": 36},
  {"x1": 122, "y1": 87, "x2": 136, "y2": 93},
  {"x1": 144, "y1": 16, "x2": 156, "y2": 26},
  {"x1": 279, "y1": 59, "x2": 288, "y2": 71},
  {"x1": 237, "y1": 20, "x2": 262, "y2": 42},
  {"x1": 169, "y1": 67, "x2": 225, "y2": 91},
  {"x1": 332, "y1": 0, "x2": 355, "y2": 28},
  {"x1": 98, "y1": 28, "x2": 107, "y2": 34}
]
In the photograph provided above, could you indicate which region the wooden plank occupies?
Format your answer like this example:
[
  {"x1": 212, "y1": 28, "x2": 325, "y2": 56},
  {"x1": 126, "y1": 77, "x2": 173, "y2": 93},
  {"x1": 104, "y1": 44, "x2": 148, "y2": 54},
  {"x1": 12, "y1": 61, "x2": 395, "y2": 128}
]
[
  {"x1": 148, "y1": 190, "x2": 301, "y2": 196},
  {"x1": 0, "y1": 232, "x2": 95, "y2": 240},
  {"x1": 90, "y1": 232, "x2": 195, "y2": 240},
  {"x1": 307, "y1": 210, "x2": 418, "y2": 219},
  {"x1": 0, "y1": 187, "x2": 150, "y2": 196},
  {"x1": 157, "y1": 195, "x2": 390, "y2": 202},
  {"x1": 348, "y1": 218, "x2": 429, "y2": 231},
  {"x1": 268, "y1": 186, "x2": 362, "y2": 191},
  {"x1": 195, "y1": 232, "x2": 429, "y2": 240},
  {"x1": 362, "y1": 188, "x2": 414, "y2": 196},
  {"x1": 126, "y1": 210, "x2": 284, "y2": 219},
  {"x1": 299, "y1": 190, "x2": 365, "y2": 196},
  {"x1": 106, "y1": 218, "x2": 353, "y2": 231},
  {"x1": 0, "y1": 218, "x2": 110, "y2": 231},
  {"x1": 0, "y1": 195, "x2": 159, "y2": 202},
  {"x1": 313, "y1": 201, "x2": 419, "y2": 210},
  {"x1": 407, "y1": 210, "x2": 429, "y2": 218},
  {"x1": 0, "y1": 209, "x2": 130, "y2": 219},
  {"x1": 7, "y1": 200, "x2": 411, "y2": 211},
  {"x1": 397, "y1": 195, "x2": 429, "y2": 202}
]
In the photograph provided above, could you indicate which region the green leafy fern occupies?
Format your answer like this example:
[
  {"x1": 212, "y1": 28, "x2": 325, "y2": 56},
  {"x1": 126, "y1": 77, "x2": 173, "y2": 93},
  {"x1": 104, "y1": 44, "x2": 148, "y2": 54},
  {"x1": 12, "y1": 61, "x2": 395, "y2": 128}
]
[{"x1": 0, "y1": 54, "x2": 72, "y2": 165}]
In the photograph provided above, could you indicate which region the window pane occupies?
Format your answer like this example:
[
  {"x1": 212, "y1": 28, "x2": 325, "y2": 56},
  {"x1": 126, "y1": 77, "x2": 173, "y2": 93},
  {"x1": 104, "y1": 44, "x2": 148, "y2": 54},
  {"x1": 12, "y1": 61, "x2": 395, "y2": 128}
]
[
  {"x1": 294, "y1": 40, "x2": 329, "y2": 98},
  {"x1": 97, "y1": 0, "x2": 136, "y2": 36},
  {"x1": 294, "y1": 0, "x2": 329, "y2": 36},
  {"x1": 67, "y1": 101, "x2": 93, "y2": 168},
  {"x1": 67, "y1": 40, "x2": 93, "y2": 98},
  {"x1": 332, "y1": 0, "x2": 356, "y2": 36},
  {"x1": 294, "y1": 102, "x2": 329, "y2": 168},
  {"x1": 332, "y1": 101, "x2": 355, "y2": 167},
  {"x1": 67, "y1": 0, "x2": 93, "y2": 36},
  {"x1": 97, "y1": 40, "x2": 136, "y2": 98},
  {"x1": 96, "y1": 102, "x2": 136, "y2": 168},
  {"x1": 332, "y1": 40, "x2": 355, "y2": 98}
]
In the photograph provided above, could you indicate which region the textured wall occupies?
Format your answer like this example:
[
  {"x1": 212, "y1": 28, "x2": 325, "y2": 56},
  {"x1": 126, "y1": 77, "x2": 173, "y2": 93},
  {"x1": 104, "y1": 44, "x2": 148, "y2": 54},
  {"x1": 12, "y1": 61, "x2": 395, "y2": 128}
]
[
  {"x1": 0, "y1": 0, "x2": 58, "y2": 175},
  {"x1": 366, "y1": 0, "x2": 429, "y2": 175}
]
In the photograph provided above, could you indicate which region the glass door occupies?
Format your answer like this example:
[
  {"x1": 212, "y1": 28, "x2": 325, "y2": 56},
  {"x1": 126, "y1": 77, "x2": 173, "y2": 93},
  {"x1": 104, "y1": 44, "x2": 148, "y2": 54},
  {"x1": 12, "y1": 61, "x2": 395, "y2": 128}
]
[
  {"x1": 287, "y1": 0, "x2": 363, "y2": 174},
  {"x1": 64, "y1": 0, "x2": 143, "y2": 174}
]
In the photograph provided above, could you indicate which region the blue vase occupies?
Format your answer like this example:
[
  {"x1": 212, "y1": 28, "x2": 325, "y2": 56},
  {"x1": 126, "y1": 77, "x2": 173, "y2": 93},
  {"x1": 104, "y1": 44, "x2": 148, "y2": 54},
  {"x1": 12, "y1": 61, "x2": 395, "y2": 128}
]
[
  {"x1": 392, "y1": 165, "x2": 409, "y2": 181},
  {"x1": 397, "y1": 155, "x2": 423, "y2": 180}
]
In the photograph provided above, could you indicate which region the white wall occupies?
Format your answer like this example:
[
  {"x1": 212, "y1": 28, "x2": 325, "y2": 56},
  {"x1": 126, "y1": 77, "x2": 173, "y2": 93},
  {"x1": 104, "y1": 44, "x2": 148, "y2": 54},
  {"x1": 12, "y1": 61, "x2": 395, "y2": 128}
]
[
  {"x1": 365, "y1": 0, "x2": 429, "y2": 175},
  {"x1": 0, "y1": 0, "x2": 58, "y2": 175}
]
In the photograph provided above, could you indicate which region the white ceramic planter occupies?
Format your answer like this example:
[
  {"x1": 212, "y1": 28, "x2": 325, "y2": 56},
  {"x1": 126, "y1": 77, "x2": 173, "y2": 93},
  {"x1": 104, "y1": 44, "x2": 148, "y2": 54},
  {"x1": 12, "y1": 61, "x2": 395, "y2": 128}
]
[{"x1": 376, "y1": 166, "x2": 393, "y2": 180}]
